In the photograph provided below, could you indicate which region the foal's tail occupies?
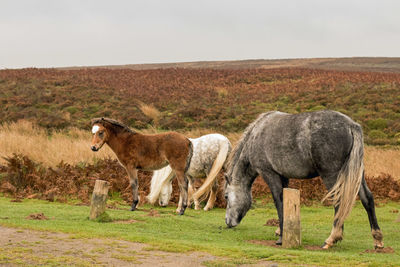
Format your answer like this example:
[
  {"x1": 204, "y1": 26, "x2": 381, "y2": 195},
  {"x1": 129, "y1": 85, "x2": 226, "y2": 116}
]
[
  {"x1": 322, "y1": 124, "x2": 364, "y2": 228},
  {"x1": 147, "y1": 165, "x2": 174, "y2": 205},
  {"x1": 193, "y1": 140, "x2": 231, "y2": 202}
]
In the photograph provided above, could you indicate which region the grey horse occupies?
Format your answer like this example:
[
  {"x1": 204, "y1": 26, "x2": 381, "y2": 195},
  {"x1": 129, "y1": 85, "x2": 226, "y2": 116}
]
[{"x1": 224, "y1": 110, "x2": 383, "y2": 249}]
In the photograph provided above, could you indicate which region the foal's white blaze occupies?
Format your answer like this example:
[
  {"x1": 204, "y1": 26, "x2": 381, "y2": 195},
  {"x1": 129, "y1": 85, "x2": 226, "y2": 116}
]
[{"x1": 92, "y1": 125, "x2": 100, "y2": 134}]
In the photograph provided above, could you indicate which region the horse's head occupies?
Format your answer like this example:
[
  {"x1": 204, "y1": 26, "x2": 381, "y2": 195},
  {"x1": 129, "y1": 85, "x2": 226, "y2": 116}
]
[
  {"x1": 90, "y1": 119, "x2": 109, "y2": 152},
  {"x1": 158, "y1": 181, "x2": 173, "y2": 207},
  {"x1": 224, "y1": 172, "x2": 252, "y2": 228}
]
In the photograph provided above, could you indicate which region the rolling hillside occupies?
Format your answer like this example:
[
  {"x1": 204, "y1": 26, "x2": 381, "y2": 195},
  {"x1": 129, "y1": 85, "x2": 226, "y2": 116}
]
[
  {"x1": 60, "y1": 57, "x2": 400, "y2": 73},
  {"x1": 1, "y1": 59, "x2": 400, "y2": 145}
]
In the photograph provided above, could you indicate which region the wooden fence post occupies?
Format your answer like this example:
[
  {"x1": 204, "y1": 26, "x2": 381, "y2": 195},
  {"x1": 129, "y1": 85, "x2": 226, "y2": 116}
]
[
  {"x1": 89, "y1": 180, "x2": 109, "y2": 220},
  {"x1": 282, "y1": 188, "x2": 301, "y2": 248}
]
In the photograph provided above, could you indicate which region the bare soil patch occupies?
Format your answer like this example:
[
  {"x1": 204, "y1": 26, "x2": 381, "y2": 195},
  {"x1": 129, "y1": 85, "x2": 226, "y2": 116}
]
[
  {"x1": 248, "y1": 240, "x2": 281, "y2": 248},
  {"x1": 25, "y1": 213, "x2": 49, "y2": 220},
  {"x1": 0, "y1": 226, "x2": 218, "y2": 266},
  {"x1": 304, "y1": 245, "x2": 325, "y2": 251},
  {"x1": 363, "y1": 247, "x2": 395, "y2": 254},
  {"x1": 146, "y1": 209, "x2": 160, "y2": 217},
  {"x1": 264, "y1": 218, "x2": 279, "y2": 227}
]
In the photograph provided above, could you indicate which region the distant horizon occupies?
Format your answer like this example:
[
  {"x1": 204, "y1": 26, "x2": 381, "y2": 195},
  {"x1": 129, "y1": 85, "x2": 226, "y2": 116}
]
[{"x1": 2, "y1": 56, "x2": 400, "y2": 70}]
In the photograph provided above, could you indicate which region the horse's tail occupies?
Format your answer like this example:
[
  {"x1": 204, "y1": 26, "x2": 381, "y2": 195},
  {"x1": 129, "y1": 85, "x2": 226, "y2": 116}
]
[
  {"x1": 322, "y1": 124, "x2": 364, "y2": 228},
  {"x1": 185, "y1": 139, "x2": 193, "y2": 173},
  {"x1": 193, "y1": 140, "x2": 231, "y2": 202},
  {"x1": 147, "y1": 165, "x2": 174, "y2": 205}
]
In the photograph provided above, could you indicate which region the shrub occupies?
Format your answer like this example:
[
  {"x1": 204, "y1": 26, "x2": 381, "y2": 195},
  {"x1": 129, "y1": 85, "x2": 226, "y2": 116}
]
[
  {"x1": 367, "y1": 118, "x2": 388, "y2": 130},
  {"x1": 65, "y1": 106, "x2": 79, "y2": 114},
  {"x1": 368, "y1": 129, "x2": 388, "y2": 139},
  {"x1": 308, "y1": 105, "x2": 326, "y2": 112}
]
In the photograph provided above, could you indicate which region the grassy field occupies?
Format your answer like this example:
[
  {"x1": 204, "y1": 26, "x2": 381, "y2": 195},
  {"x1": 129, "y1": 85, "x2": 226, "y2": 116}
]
[{"x1": 0, "y1": 196, "x2": 399, "y2": 266}]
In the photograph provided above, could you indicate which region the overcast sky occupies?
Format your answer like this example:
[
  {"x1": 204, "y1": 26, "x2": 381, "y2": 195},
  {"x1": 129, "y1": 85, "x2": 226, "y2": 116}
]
[{"x1": 1, "y1": 0, "x2": 399, "y2": 68}]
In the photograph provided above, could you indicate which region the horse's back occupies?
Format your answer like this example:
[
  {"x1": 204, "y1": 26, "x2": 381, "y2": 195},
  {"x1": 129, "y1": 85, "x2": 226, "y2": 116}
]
[
  {"x1": 308, "y1": 111, "x2": 361, "y2": 176},
  {"x1": 248, "y1": 110, "x2": 360, "y2": 179},
  {"x1": 188, "y1": 133, "x2": 231, "y2": 178},
  {"x1": 139, "y1": 132, "x2": 191, "y2": 170}
]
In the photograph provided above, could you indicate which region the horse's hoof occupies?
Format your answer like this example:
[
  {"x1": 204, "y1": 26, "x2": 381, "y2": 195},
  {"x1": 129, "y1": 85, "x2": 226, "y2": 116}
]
[
  {"x1": 178, "y1": 210, "x2": 185, "y2": 215},
  {"x1": 275, "y1": 228, "x2": 281, "y2": 236},
  {"x1": 275, "y1": 240, "x2": 282, "y2": 246},
  {"x1": 374, "y1": 239, "x2": 384, "y2": 250},
  {"x1": 130, "y1": 200, "x2": 138, "y2": 211},
  {"x1": 321, "y1": 242, "x2": 330, "y2": 249},
  {"x1": 203, "y1": 207, "x2": 211, "y2": 211}
]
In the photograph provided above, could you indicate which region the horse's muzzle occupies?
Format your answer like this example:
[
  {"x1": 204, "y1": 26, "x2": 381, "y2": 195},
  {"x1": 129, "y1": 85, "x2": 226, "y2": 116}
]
[
  {"x1": 91, "y1": 146, "x2": 98, "y2": 152},
  {"x1": 225, "y1": 217, "x2": 237, "y2": 228}
]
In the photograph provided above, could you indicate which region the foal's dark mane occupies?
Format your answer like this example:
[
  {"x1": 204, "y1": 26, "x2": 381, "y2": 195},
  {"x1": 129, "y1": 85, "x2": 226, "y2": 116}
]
[{"x1": 91, "y1": 117, "x2": 136, "y2": 134}]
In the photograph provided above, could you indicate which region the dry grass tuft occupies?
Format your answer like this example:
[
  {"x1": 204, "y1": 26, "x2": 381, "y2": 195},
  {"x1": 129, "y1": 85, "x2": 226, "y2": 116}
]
[
  {"x1": 0, "y1": 120, "x2": 115, "y2": 167},
  {"x1": 364, "y1": 146, "x2": 400, "y2": 180},
  {"x1": 137, "y1": 101, "x2": 161, "y2": 127},
  {"x1": 214, "y1": 87, "x2": 228, "y2": 97}
]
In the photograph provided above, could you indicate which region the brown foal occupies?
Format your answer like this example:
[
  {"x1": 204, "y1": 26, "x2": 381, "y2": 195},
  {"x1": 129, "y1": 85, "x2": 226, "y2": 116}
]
[{"x1": 90, "y1": 118, "x2": 193, "y2": 215}]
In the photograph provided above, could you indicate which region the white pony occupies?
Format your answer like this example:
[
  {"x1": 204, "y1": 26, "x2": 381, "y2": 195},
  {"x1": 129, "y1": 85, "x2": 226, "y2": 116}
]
[{"x1": 147, "y1": 134, "x2": 231, "y2": 211}]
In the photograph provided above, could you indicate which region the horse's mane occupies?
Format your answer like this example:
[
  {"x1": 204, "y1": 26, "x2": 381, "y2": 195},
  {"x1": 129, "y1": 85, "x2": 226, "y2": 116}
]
[
  {"x1": 227, "y1": 111, "x2": 276, "y2": 179},
  {"x1": 91, "y1": 117, "x2": 135, "y2": 134}
]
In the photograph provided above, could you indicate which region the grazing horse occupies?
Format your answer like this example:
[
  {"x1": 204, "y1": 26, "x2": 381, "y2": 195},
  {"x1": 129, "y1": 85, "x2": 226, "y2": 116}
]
[
  {"x1": 90, "y1": 118, "x2": 193, "y2": 215},
  {"x1": 147, "y1": 134, "x2": 232, "y2": 212},
  {"x1": 225, "y1": 110, "x2": 383, "y2": 249}
]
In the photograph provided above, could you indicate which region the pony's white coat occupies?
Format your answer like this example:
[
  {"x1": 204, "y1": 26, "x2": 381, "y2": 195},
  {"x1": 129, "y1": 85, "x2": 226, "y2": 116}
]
[{"x1": 147, "y1": 133, "x2": 231, "y2": 209}]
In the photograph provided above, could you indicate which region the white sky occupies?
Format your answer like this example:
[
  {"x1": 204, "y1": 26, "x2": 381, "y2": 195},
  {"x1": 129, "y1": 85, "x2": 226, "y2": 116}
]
[{"x1": 1, "y1": 0, "x2": 399, "y2": 68}]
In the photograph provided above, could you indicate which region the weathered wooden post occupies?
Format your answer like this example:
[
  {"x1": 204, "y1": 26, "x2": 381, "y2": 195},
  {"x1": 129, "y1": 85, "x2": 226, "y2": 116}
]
[
  {"x1": 89, "y1": 180, "x2": 109, "y2": 220},
  {"x1": 282, "y1": 188, "x2": 301, "y2": 248}
]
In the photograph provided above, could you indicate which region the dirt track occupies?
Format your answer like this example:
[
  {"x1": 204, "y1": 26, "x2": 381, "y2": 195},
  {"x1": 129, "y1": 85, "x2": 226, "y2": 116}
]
[
  {"x1": 0, "y1": 226, "x2": 276, "y2": 267},
  {"x1": 0, "y1": 226, "x2": 218, "y2": 266}
]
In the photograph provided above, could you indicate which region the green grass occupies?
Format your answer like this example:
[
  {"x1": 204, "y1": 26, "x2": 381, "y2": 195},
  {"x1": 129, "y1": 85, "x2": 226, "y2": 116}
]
[{"x1": 0, "y1": 197, "x2": 399, "y2": 266}]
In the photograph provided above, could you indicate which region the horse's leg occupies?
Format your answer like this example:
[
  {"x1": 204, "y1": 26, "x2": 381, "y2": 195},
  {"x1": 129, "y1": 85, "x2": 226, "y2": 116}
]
[
  {"x1": 126, "y1": 167, "x2": 139, "y2": 211},
  {"x1": 175, "y1": 170, "x2": 189, "y2": 215},
  {"x1": 358, "y1": 172, "x2": 383, "y2": 249},
  {"x1": 321, "y1": 173, "x2": 344, "y2": 249},
  {"x1": 177, "y1": 194, "x2": 183, "y2": 212},
  {"x1": 176, "y1": 178, "x2": 194, "y2": 213},
  {"x1": 187, "y1": 178, "x2": 199, "y2": 209},
  {"x1": 274, "y1": 177, "x2": 288, "y2": 236},
  {"x1": 260, "y1": 170, "x2": 285, "y2": 245},
  {"x1": 204, "y1": 179, "x2": 218, "y2": 211},
  {"x1": 321, "y1": 206, "x2": 344, "y2": 249},
  {"x1": 187, "y1": 177, "x2": 201, "y2": 210}
]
